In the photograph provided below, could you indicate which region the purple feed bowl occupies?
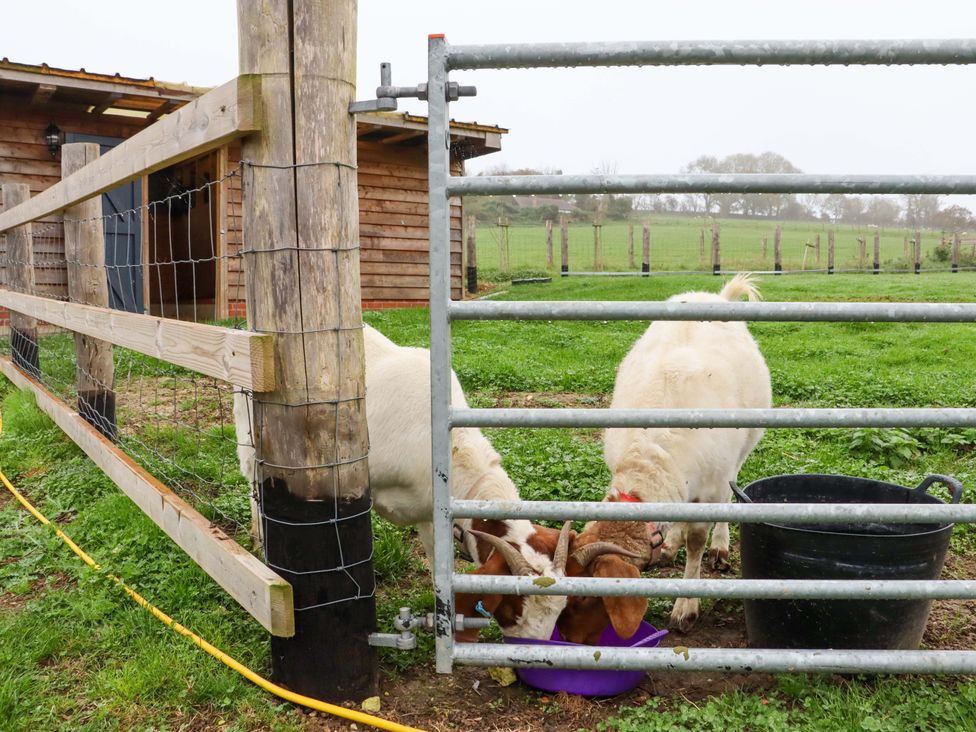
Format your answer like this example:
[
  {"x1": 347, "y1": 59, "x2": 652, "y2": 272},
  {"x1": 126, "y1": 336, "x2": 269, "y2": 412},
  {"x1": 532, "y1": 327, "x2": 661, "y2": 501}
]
[{"x1": 502, "y1": 621, "x2": 668, "y2": 696}]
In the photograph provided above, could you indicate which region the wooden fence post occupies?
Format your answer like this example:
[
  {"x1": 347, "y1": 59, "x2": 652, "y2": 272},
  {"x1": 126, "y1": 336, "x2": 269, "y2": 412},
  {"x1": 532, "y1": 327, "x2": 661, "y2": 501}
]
[
  {"x1": 560, "y1": 216, "x2": 569, "y2": 276},
  {"x1": 903, "y1": 234, "x2": 909, "y2": 261},
  {"x1": 873, "y1": 230, "x2": 881, "y2": 274},
  {"x1": 627, "y1": 223, "x2": 635, "y2": 269},
  {"x1": 953, "y1": 233, "x2": 960, "y2": 273},
  {"x1": 857, "y1": 236, "x2": 866, "y2": 269},
  {"x1": 238, "y1": 0, "x2": 377, "y2": 701},
  {"x1": 62, "y1": 143, "x2": 116, "y2": 440},
  {"x1": 498, "y1": 217, "x2": 510, "y2": 271},
  {"x1": 711, "y1": 222, "x2": 721, "y2": 275},
  {"x1": 828, "y1": 229, "x2": 835, "y2": 274},
  {"x1": 762, "y1": 234, "x2": 768, "y2": 261},
  {"x1": 2, "y1": 183, "x2": 38, "y2": 378},
  {"x1": 915, "y1": 230, "x2": 922, "y2": 274},
  {"x1": 545, "y1": 218, "x2": 554, "y2": 269},
  {"x1": 815, "y1": 233, "x2": 821, "y2": 264},
  {"x1": 465, "y1": 214, "x2": 477, "y2": 293},
  {"x1": 774, "y1": 226, "x2": 782, "y2": 274},
  {"x1": 699, "y1": 228, "x2": 705, "y2": 262},
  {"x1": 592, "y1": 222, "x2": 603, "y2": 271},
  {"x1": 642, "y1": 223, "x2": 650, "y2": 275}
]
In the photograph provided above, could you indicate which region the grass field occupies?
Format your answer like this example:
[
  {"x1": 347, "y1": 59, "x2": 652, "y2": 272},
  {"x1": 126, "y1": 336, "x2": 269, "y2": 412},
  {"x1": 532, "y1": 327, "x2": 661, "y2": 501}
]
[
  {"x1": 3, "y1": 273, "x2": 976, "y2": 730},
  {"x1": 474, "y1": 216, "x2": 974, "y2": 276}
]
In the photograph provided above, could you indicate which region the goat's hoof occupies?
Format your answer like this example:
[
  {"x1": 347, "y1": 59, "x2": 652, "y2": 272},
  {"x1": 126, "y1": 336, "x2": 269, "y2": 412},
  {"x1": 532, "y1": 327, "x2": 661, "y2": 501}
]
[
  {"x1": 709, "y1": 548, "x2": 731, "y2": 572},
  {"x1": 658, "y1": 544, "x2": 679, "y2": 565},
  {"x1": 669, "y1": 600, "x2": 699, "y2": 633}
]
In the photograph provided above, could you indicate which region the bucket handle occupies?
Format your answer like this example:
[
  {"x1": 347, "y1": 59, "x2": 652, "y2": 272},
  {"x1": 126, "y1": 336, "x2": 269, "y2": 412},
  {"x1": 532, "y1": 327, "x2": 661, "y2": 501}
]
[
  {"x1": 729, "y1": 481, "x2": 751, "y2": 503},
  {"x1": 913, "y1": 474, "x2": 964, "y2": 504}
]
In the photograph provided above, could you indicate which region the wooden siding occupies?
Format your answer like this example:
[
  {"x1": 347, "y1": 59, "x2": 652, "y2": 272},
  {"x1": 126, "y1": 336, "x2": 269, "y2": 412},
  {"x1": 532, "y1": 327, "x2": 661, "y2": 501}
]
[{"x1": 1, "y1": 101, "x2": 466, "y2": 318}]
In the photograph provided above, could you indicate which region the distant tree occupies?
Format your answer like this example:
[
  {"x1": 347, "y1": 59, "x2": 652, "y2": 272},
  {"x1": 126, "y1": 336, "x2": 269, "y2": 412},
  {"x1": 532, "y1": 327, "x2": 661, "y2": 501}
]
[
  {"x1": 863, "y1": 198, "x2": 902, "y2": 227},
  {"x1": 680, "y1": 151, "x2": 805, "y2": 218},
  {"x1": 903, "y1": 194, "x2": 941, "y2": 228},
  {"x1": 934, "y1": 204, "x2": 975, "y2": 232}
]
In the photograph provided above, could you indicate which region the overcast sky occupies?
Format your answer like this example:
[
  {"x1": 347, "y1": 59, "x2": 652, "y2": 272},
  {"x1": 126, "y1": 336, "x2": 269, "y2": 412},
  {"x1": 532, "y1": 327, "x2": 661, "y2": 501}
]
[{"x1": 3, "y1": 1, "x2": 975, "y2": 204}]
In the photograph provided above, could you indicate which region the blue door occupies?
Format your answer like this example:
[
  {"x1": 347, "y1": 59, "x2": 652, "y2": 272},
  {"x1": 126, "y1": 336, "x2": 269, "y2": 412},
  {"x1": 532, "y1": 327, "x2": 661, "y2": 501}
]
[{"x1": 64, "y1": 133, "x2": 144, "y2": 313}]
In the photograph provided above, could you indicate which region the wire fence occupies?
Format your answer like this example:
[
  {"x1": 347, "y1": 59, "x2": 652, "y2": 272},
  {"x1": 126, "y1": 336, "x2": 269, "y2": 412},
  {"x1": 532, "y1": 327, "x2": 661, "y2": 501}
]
[
  {"x1": 0, "y1": 155, "x2": 376, "y2": 613},
  {"x1": 471, "y1": 217, "x2": 975, "y2": 276},
  {"x1": 0, "y1": 172, "x2": 251, "y2": 540}
]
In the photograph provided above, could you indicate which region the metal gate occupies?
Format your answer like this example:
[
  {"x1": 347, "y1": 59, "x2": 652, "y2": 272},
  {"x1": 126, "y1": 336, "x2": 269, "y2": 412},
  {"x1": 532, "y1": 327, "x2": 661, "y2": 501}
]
[{"x1": 425, "y1": 37, "x2": 976, "y2": 674}]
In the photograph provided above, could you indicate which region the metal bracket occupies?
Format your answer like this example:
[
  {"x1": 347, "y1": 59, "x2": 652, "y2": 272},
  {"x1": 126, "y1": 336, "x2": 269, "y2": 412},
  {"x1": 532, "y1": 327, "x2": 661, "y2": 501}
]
[
  {"x1": 367, "y1": 606, "x2": 491, "y2": 650},
  {"x1": 349, "y1": 62, "x2": 476, "y2": 114}
]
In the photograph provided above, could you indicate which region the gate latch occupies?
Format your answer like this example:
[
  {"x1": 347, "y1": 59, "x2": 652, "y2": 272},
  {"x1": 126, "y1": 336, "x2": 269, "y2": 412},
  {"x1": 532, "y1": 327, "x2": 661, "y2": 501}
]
[
  {"x1": 349, "y1": 63, "x2": 476, "y2": 114},
  {"x1": 368, "y1": 606, "x2": 491, "y2": 650}
]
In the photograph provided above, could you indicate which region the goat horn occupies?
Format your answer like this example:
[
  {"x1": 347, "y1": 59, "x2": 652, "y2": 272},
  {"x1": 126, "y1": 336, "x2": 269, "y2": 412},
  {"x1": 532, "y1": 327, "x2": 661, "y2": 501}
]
[
  {"x1": 467, "y1": 530, "x2": 536, "y2": 576},
  {"x1": 571, "y1": 541, "x2": 644, "y2": 569},
  {"x1": 552, "y1": 521, "x2": 573, "y2": 574}
]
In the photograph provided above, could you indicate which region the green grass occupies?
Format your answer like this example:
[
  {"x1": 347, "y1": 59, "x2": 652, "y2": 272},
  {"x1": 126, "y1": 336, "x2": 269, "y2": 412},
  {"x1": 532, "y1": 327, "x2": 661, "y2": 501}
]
[
  {"x1": 475, "y1": 216, "x2": 967, "y2": 276},
  {"x1": 5, "y1": 273, "x2": 976, "y2": 729}
]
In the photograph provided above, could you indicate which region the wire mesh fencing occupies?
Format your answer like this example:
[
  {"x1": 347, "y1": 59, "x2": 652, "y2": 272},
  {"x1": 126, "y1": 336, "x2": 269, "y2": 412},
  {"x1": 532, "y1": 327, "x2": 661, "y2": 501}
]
[
  {"x1": 0, "y1": 172, "x2": 254, "y2": 543},
  {"x1": 468, "y1": 216, "x2": 974, "y2": 276}
]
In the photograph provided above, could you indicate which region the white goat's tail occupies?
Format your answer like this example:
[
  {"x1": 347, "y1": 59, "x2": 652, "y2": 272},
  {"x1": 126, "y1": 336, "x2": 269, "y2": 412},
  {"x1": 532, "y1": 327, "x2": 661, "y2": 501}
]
[{"x1": 719, "y1": 272, "x2": 761, "y2": 302}]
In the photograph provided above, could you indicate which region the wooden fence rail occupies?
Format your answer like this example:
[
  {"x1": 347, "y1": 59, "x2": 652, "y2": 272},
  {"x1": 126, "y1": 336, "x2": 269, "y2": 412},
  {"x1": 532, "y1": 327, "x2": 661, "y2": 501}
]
[
  {"x1": 0, "y1": 76, "x2": 260, "y2": 235},
  {"x1": 0, "y1": 356, "x2": 294, "y2": 637},
  {"x1": 0, "y1": 289, "x2": 274, "y2": 391}
]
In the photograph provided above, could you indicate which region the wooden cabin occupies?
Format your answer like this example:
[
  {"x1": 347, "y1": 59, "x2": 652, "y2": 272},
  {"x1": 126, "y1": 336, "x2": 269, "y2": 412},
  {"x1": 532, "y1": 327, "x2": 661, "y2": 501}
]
[{"x1": 0, "y1": 58, "x2": 505, "y2": 321}]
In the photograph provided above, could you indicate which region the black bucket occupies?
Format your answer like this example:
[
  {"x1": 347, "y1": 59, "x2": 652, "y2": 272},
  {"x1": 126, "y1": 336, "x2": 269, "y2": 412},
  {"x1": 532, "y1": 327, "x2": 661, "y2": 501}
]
[{"x1": 732, "y1": 474, "x2": 962, "y2": 650}]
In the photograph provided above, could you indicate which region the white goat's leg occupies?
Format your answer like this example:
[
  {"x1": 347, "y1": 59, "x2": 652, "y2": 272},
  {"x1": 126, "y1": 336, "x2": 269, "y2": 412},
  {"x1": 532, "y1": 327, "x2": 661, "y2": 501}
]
[
  {"x1": 708, "y1": 521, "x2": 731, "y2": 571},
  {"x1": 659, "y1": 522, "x2": 686, "y2": 565},
  {"x1": 416, "y1": 522, "x2": 435, "y2": 571},
  {"x1": 670, "y1": 522, "x2": 709, "y2": 633}
]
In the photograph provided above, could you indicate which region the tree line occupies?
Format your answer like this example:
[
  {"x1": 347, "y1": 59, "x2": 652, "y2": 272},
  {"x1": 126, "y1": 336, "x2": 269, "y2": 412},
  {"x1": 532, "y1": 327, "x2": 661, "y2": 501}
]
[{"x1": 465, "y1": 154, "x2": 976, "y2": 231}]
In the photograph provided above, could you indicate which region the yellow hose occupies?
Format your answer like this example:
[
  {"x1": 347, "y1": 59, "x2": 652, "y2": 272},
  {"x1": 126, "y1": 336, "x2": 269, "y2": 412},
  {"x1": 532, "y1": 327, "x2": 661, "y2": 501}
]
[{"x1": 0, "y1": 408, "x2": 424, "y2": 732}]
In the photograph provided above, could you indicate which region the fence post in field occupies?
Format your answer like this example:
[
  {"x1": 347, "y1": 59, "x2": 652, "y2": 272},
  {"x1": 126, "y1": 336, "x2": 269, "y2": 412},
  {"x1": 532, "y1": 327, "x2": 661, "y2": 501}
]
[
  {"x1": 545, "y1": 218, "x2": 554, "y2": 269},
  {"x1": 238, "y1": 0, "x2": 377, "y2": 701},
  {"x1": 857, "y1": 236, "x2": 866, "y2": 269},
  {"x1": 627, "y1": 222, "x2": 635, "y2": 269},
  {"x1": 774, "y1": 226, "x2": 782, "y2": 274},
  {"x1": 953, "y1": 233, "x2": 960, "y2": 273},
  {"x1": 711, "y1": 222, "x2": 721, "y2": 275},
  {"x1": 592, "y1": 222, "x2": 603, "y2": 271},
  {"x1": 642, "y1": 223, "x2": 650, "y2": 276},
  {"x1": 62, "y1": 143, "x2": 116, "y2": 440},
  {"x1": 815, "y1": 233, "x2": 821, "y2": 264},
  {"x1": 699, "y1": 227, "x2": 705, "y2": 262},
  {"x1": 914, "y1": 231, "x2": 922, "y2": 274},
  {"x1": 873, "y1": 230, "x2": 881, "y2": 274},
  {"x1": 827, "y1": 229, "x2": 835, "y2": 274},
  {"x1": 2, "y1": 183, "x2": 38, "y2": 378},
  {"x1": 560, "y1": 216, "x2": 569, "y2": 276},
  {"x1": 498, "y1": 216, "x2": 510, "y2": 271},
  {"x1": 762, "y1": 234, "x2": 768, "y2": 261},
  {"x1": 465, "y1": 215, "x2": 477, "y2": 293}
]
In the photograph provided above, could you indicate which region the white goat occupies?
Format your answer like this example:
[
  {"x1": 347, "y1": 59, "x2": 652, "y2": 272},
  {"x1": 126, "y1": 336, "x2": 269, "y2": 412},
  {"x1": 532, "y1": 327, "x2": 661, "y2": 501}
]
[
  {"x1": 603, "y1": 274, "x2": 772, "y2": 632},
  {"x1": 234, "y1": 323, "x2": 577, "y2": 640}
]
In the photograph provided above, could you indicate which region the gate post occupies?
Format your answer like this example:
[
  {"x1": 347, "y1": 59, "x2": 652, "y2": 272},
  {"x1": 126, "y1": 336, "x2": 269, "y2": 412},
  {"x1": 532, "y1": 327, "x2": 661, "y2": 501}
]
[
  {"x1": 238, "y1": 0, "x2": 378, "y2": 701},
  {"x1": 545, "y1": 218, "x2": 554, "y2": 269},
  {"x1": 560, "y1": 216, "x2": 569, "y2": 275},
  {"x1": 774, "y1": 226, "x2": 782, "y2": 274},
  {"x1": 641, "y1": 223, "x2": 650, "y2": 275},
  {"x1": 2, "y1": 183, "x2": 38, "y2": 378},
  {"x1": 828, "y1": 229, "x2": 835, "y2": 274},
  {"x1": 63, "y1": 143, "x2": 116, "y2": 440},
  {"x1": 465, "y1": 215, "x2": 478, "y2": 292},
  {"x1": 711, "y1": 222, "x2": 721, "y2": 275}
]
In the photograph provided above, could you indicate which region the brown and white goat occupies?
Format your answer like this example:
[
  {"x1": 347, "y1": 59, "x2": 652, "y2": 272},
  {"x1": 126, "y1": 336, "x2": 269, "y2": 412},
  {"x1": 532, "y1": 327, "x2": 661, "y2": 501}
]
[
  {"x1": 235, "y1": 324, "x2": 636, "y2": 640},
  {"x1": 601, "y1": 273, "x2": 772, "y2": 632}
]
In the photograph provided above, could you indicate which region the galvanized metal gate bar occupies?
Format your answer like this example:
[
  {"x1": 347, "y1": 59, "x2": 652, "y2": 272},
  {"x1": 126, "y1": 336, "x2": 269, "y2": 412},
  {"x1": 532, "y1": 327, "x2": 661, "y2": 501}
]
[
  {"x1": 452, "y1": 407, "x2": 976, "y2": 429},
  {"x1": 450, "y1": 300, "x2": 976, "y2": 321},
  {"x1": 445, "y1": 38, "x2": 976, "y2": 70},
  {"x1": 426, "y1": 36, "x2": 976, "y2": 675},
  {"x1": 449, "y1": 173, "x2": 976, "y2": 196},
  {"x1": 455, "y1": 645, "x2": 976, "y2": 674},
  {"x1": 451, "y1": 499, "x2": 976, "y2": 524},
  {"x1": 453, "y1": 576, "x2": 976, "y2": 601}
]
